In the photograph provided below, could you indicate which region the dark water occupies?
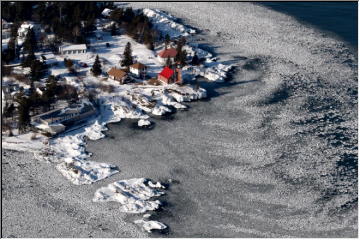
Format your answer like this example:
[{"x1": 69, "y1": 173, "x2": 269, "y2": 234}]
[{"x1": 259, "y1": 2, "x2": 358, "y2": 48}]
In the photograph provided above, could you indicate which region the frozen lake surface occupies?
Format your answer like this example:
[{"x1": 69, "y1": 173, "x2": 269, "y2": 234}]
[
  {"x1": 2, "y1": 2, "x2": 357, "y2": 237},
  {"x1": 88, "y1": 2, "x2": 358, "y2": 237}
]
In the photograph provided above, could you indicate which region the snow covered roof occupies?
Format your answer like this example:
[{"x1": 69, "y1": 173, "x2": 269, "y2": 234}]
[
  {"x1": 158, "y1": 66, "x2": 174, "y2": 79},
  {"x1": 59, "y1": 44, "x2": 87, "y2": 51},
  {"x1": 102, "y1": 8, "x2": 112, "y2": 17},
  {"x1": 33, "y1": 100, "x2": 95, "y2": 124},
  {"x1": 158, "y1": 48, "x2": 177, "y2": 58},
  {"x1": 18, "y1": 21, "x2": 36, "y2": 33}
]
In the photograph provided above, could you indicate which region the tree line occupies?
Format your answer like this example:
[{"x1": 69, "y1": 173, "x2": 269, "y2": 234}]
[
  {"x1": 2, "y1": 2, "x2": 106, "y2": 44},
  {"x1": 109, "y1": 7, "x2": 157, "y2": 50}
]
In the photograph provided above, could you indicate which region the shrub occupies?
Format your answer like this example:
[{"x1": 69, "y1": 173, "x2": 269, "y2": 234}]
[
  {"x1": 30, "y1": 132, "x2": 38, "y2": 140},
  {"x1": 12, "y1": 73, "x2": 31, "y2": 85},
  {"x1": 100, "y1": 84, "x2": 115, "y2": 93}
]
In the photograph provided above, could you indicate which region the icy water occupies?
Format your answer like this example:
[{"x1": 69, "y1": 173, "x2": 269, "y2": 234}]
[
  {"x1": 85, "y1": 2, "x2": 358, "y2": 237},
  {"x1": 259, "y1": 2, "x2": 358, "y2": 47}
]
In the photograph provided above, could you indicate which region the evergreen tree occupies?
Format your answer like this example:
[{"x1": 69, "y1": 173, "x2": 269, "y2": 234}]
[
  {"x1": 10, "y1": 23, "x2": 20, "y2": 40},
  {"x1": 29, "y1": 60, "x2": 45, "y2": 82},
  {"x1": 123, "y1": 7, "x2": 135, "y2": 23},
  {"x1": 29, "y1": 90, "x2": 43, "y2": 115},
  {"x1": 109, "y1": 8, "x2": 124, "y2": 23},
  {"x1": 3, "y1": 38, "x2": 16, "y2": 64},
  {"x1": 165, "y1": 56, "x2": 172, "y2": 67},
  {"x1": 175, "y1": 37, "x2": 186, "y2": 63},
  {"x1": 91, "y1": 55, "x2": 102, "y2": 76},
  {"x1": 23, "y1": 28, "x2": 37, "y2": 54},
  {"x1": 164, "y1": 34, "x2": 170, "y2": 49},
  {"x1": 121, "y1": 42, "x2": 133, "y2": 68},
  {"x1": 178, "y1": 50, "x2": 187, "y2": 66},
  {"x1": 110, "y1": 23, "x2": 117, "y2": 36},
  {"x1": 191, "y1": 53, "x2": 200, "y2": 65},
  {"x1": 178, "y1": 36, "x2": 186, "y2": 47},
  {"x1": 16, "y1": 93, "x2": 31, "y2": 133},
  {"x1": 21, "y1": 50, "x2": 36, "y2": 67},
  {"x1": 3, "y1": 102, "x2": 16, "y2": 120},
  {"x1": 42, "y1": 75, "x2": 58, "y2": 111}
]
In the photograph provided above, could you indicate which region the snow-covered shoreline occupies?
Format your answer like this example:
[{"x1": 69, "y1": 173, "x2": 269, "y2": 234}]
[
  {"x1": 2, "y1": 7, "x2": 229, "y2": 186},
  {"x1": 2, "y1": 7, "x2": 234, "y2": 235}
]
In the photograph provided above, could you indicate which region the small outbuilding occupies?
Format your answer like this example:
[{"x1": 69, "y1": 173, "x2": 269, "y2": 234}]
[{"x1": 108, "y1": 67, "x2": 128, "y2": 84}]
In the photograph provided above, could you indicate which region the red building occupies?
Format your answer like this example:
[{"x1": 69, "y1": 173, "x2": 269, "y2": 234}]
[
  {"x1": 157, "y1": 48, "x2": 177, "y2": 64},
  {"x1": 157, "y1": 66, "x2": 182, "y2": 85}
]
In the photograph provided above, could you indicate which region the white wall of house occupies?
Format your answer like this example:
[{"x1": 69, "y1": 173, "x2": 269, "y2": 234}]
[
  {"x1": 59, "y1": 44, "x2": 87, "y2": 55},
  {"x1": 130, "y1": 67, "x2": 140, "y2": 77},
  {"x1": 61, "y1": 49, "x2": 87, "y2": 55}
]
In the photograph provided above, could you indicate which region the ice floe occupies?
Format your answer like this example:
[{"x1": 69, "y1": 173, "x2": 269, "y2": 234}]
[
  {"x1": 56, "y1": 160, "x2": 119, "y2": 185},
  {"x1": 138, "y1": 119, "x2": 151, "y2": 127},
  {"x1": 134, "y1": 219, "x2": 167, "y2": 233},
  {"x1": 93, "y1": 178, "x2": 165, "y2": 213}
]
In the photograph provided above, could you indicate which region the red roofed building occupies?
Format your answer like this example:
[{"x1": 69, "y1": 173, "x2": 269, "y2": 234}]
[
  {"x1": 157, "y1": 48, "x2": 177, "y2": 64},
  {"x1": 157, "y1": 66, "x2": 183, "y2": 85}
]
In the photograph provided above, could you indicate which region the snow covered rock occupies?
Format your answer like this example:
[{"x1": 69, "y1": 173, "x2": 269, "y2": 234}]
[
  {"x1": 93, "y1": 178, "x2": 165, "y2": 213},
  {"x1": 56, "y1": 160, "x2": 119, "y2": 185},
  {"x1": 138, "y1": 119, "x2": 151, "y2": 127},
  {"x1": 161, "y1": 92, "x2": 187, "y2": 109},
  {"x1": 50, "y1": 118, "x2": 119, "y2": 184},
  {"x1": 194, "y1": 63, "x2": 234, "y2": 82},
  {"x1": 148, "y1": 180, "x2": 165, "y2": 189},
  {"x1": 104, "y1": 96, "x2": 149, "y2": 120},
  {"x1": 152, "y1": 103, "x2": 172, "y2": 116},
  {"x1": 134, "y1": 219, "x2": 167, "y2": 233},
  {"x1": 143, "y1": 8, "x2": 196, "y2": 38},
  {"x1": 84, "y1": 120, "x2": 108, "y2": 140},
  {"x1": 167, "y1": 85, "x2": 207, "y2": 102}
]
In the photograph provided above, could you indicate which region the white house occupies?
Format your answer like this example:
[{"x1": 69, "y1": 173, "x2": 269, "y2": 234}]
[
  {"x1": 59, "y1": 44, "x2": 87, "y2": 55},
  {"x1": 129, "y1": 62, "x2": 147, "y2": 78},
  {"x1": 17, "y1": 21, "x2": 41, "y2": 38}
]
